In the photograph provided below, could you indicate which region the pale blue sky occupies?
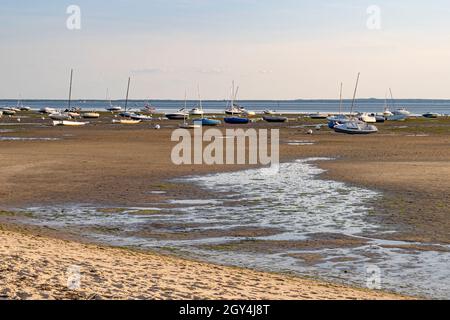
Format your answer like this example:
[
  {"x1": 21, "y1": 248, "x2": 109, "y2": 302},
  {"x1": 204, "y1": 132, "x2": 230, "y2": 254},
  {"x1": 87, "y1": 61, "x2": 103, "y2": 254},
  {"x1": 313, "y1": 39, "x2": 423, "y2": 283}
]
[{"x1": 2, "y1": 0, "x2": 450, "y2": 99}]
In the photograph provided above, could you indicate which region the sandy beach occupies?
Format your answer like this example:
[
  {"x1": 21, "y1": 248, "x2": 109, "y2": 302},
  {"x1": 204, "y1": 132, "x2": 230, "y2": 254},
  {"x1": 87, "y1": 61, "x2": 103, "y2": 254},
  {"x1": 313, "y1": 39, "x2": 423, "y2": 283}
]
[{"x1": 1, "y1": 113, "x2": 449, "y2": 299}]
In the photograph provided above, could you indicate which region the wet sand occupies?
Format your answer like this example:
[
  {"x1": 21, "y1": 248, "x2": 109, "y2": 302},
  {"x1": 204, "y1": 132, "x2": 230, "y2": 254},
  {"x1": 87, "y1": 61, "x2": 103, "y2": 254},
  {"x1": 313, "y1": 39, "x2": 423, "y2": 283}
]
[{"x1": 1, "y1": 113, "x2": 449, "y2": 299}]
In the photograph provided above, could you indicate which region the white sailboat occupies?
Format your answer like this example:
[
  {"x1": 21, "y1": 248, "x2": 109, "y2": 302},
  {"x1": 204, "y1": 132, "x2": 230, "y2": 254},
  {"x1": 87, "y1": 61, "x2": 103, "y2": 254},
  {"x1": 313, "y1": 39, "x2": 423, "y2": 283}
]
[
  {"x1": 113, "y1": 77, "x2": 141, "y2": 125},
  {"x1": 180, "y1": 90, "x2": 200, "y2": 129},
  {"x1": 53, "y1": 69, "x2": 88, "y2": 126},
  {"x1": 105, "y1": 89, "x2": 122, "y2": 112}
]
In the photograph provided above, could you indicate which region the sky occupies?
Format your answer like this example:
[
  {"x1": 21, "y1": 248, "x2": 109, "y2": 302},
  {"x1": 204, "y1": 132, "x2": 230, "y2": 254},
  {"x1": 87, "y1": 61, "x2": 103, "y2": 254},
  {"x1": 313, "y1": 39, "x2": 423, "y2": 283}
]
[{"x1": 2, "y1": 0, "x2": 450, "y2": 99}]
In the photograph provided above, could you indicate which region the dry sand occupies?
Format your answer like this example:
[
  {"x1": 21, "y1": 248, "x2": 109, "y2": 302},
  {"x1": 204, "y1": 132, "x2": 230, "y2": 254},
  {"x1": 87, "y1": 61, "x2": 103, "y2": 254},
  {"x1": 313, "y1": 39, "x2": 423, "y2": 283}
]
[
  {"x1": 1, "y1": 114, "x2": 449, "y2": 299},
  {"x1": 0, "y1": 228, "x2": 404, "y2": 300}
]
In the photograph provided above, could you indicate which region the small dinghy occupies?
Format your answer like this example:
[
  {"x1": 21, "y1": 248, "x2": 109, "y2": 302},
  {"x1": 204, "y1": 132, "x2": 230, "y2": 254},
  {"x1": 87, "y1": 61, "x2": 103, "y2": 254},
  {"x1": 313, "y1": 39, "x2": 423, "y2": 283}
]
[
  {"x1": 334, "y1": 121, "x2": 378, "y2": 134},
  {"x1": 53, "y1": 120, "x2": 87, "y2": 126},
  {"x1": 263, "y1": 116, "x2": 288, "y2": 123},
  {"x1": 112, "y1": 119, "x2": 141, "y2": 125},
  {"x1": 194, "y1": 118, "x2": 222, "y2": 126},
  {"x1": 82, "y1": 112, "x2": 100, "y2": 119}
]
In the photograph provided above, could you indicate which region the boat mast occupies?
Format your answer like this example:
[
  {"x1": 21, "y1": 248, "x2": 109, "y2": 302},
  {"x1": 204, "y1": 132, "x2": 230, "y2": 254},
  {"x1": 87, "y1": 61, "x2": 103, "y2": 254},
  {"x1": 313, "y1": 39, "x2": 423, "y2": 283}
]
[
  {"x1": 350, "y1": 72, "x2": 360, "y2": 116},
  {"x1": 124, "y1": 77, "x2": 131, "y2": 112},
  {"x1": 197, "y1": 85, "x2": 204, "y2": 119},
  {"x1": 231, "y1": 81, "x2": 235, "y2": 116},
  {"x1": 339, "y1": 82, "x2": 343, "y2": 115},
  {"x1": 389, "y1": 88, "x2": 396, "y2": 109},
  {"x1": 68, "y1": 69, "x2": 73, "y2": 110}
]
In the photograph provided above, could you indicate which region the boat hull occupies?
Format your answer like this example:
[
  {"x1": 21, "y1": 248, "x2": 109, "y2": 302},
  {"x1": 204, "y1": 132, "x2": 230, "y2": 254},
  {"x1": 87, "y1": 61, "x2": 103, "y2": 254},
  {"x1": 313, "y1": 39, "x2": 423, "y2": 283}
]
[
  {"x1": 53, "y1": 120, "x2": 87, "y2": 126},
  {"x1": 263, "y1": 116, "x2": 288, "y2": 123},
  {"x1": 224, "y1": 117, "x2": 250, "y2": 124},
  {"x1": 112, "y1": 119, "x2": 141, "y2": 124},
  {"x1": 334, "y1": 125, "x2": 378, "y2": 135},
  {"x1": 82, "y1": 113, "x2": 100, "y2": 119},
  {"x1": 194, "y1": 118, "x2": 222, "y2": 126},
  {"x1": 166, "y1": 114, "x2": 187, "y2": 120}
]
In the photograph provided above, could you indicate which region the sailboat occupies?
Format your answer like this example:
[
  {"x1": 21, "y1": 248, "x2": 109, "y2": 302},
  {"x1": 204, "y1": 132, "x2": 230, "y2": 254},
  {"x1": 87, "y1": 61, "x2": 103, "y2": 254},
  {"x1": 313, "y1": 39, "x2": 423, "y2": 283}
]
[
  {"x1": 177, "y1": 90, "x2": 199, "y2": 129},
  {"x1": 386, "y1": 88, "x2": 409, "y2": 121},
  {"x1": 328, "y1": 82, "x2": 350, "y2": 128},
  {"x1": 224, "y1": 82, "x2": 249, "y2": 124},
  {"x1": 16, "y1": 97, "x2": 30, "y2": 111},
  {"x1": 105, "y1": 89, "x2": 122, "y2": 112},
  {"x1": 112, "y1": 77, "x2": 141, "y2": 124},
  {"x1": 193, "y1": 86, "x2": 221, "y2": 126},
  {"x1": 333, "y1": 73, "x2": 378, "y2": 134},
  {"x1": 53, "y1": 69, "x2": 88, "y2": 127}
]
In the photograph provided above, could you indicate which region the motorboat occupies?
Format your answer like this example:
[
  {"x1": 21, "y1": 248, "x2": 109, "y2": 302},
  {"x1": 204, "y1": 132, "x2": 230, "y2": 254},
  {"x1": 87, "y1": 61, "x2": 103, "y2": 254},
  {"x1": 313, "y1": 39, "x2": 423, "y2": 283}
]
[
  {"x1": 130, "y1": 113, "x2": 153, "y2": 121},
  {"x1": 334, "y1": 121, "x2": 378, "y2": 134},
  {"x1": 263, "y1": 110, "x2": 277, "y2": 115},
  {"x1": 358, "y1": 112, "x2": 377, "y2": 123},
  {"x1": 166, "y1": 109, "x2": 189, "y2": 120},
  {"x1": 393, "y1": 108, "x2": 411, "y2": 117},
  {"x1": 423, "y1": 112, "x2": 439, "y2": 119},
  {"x1": 189, "y1": 107, "x2": 204, "y2": 116}
]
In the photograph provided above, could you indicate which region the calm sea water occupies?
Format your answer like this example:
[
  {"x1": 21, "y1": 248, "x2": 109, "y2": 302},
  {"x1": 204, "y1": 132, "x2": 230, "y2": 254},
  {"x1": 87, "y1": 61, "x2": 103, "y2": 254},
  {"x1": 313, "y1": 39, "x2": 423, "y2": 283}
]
[{"x1": 2, "y1": 99, "x2": 450, "y2": 115}]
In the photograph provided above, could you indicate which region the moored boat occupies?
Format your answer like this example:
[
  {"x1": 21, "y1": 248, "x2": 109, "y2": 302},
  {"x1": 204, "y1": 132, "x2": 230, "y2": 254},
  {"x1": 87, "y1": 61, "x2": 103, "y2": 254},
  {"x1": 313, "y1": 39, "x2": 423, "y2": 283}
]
[
  {"x1": 224, "y1": 117, "x2": 250, "y2": 124},
  {"x1": 309, "y1": 112, "x2": 329, "y2": 119},
  {"x1": 130, "y1": 113, "x2": 153, "y2": 121},
  {"x1": 112, "y1": 119, "x2": 141, "y2": 124},
  {"x1": 194, "y1": 118, "x2": 222, "y2": 126},
  {"x1": 189, "y1": 107, "x2": 204, "y2": 116},
  {"x1": 53, "y1": 120, "x2": 87, "y2": 126},
  {"x1": 39, "y1": 107, "x2": 57, "y2": 114},
  {"x1": 263, "y1": 116, "x2": 288, "y2": 123},
  {"x1": 166, "y1": 109, "x2": 189, "y2": 120},
  {"x1": 334, "y1": 121, "x2": 378, "y2": 134},
  {"x1": 82, "y1": 112, "x2": 100, "y2": 119},
  {"x1": 423, "y1": 112, "x2": 439, "y2": 119},
  {"x1": 49, "y1": 112, "x2": 72, "y2": 120}
]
